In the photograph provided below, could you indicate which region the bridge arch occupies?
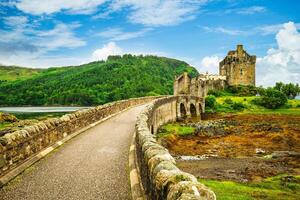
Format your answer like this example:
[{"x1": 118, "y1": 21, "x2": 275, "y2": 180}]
[
  {"x1": 179, "y1": 103, "x2": 187, "y2": 118},
  {"x1": 190, "y1": 103, "x2": 197, "y2": 117},
  {"x1": 198, "y1": 103, "x2": 203, "y2": 119}
]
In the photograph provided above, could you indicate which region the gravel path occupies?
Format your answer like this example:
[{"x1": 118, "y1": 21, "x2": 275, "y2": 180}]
[{"x1": 0, "y1": 105, "x2": 146, "y2": 200}]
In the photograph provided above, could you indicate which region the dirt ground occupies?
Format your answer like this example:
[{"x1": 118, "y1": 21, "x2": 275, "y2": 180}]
[{"x1": 159, "y1": 114, "x2": 300, "y2": 182}]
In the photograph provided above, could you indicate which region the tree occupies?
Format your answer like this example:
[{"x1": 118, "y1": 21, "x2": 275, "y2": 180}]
[
  {"x1": 274, "y1": 82, "x2": 300, "y2": 99},
  {"x1": 0, "y1": 55, "x2": 199, "y2": 106},
  {"x1": 259, "y1": 88, "x2": 287, "y2": 109},
  {"x1": 205, "y1": 95, "x2": 216, "y2": 109}
]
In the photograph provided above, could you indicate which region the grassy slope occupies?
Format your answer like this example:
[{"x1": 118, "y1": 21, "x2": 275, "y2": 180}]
[
  {"x1": 215, "y1": 96, "x2": 300, "y2": 115},
  {"x1": 200, "y1": 175, "x2": 300, "y2": 200},
  {"x1": 0, "y1": 66, "x2": 42, "y2": 81},
  {"x1": 157, "y1": 123, "x2": 196, "y2": 138}
]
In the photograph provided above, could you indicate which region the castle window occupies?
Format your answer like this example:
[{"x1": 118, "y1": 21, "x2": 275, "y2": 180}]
[{"x1": 240, "y1": 69, "x2": 243, "y2": 75}]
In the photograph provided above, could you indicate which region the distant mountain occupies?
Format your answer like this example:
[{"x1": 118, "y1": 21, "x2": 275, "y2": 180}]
[{"x1": 0, "y1": 54, "x2": 198, "y2": 106}]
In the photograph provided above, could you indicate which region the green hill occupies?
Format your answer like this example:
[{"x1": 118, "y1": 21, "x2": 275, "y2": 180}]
[
  {"x1": 0, "y1": 55, "x2": 198, "y2": 106},
  {"x1": 0, "y1": 65, "x2": 42, "y2": 82}
]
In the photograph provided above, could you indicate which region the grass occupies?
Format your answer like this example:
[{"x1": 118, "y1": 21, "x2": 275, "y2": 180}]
[
  {"x1": 157, "y1": 123, "x2": 195, "y2": 138},
  {"x1": 200, "y1": 174, "x2": 300, "y2": 200},
  {"x1": 213, "y1": 96, "x2": 300, "y2": 115},
  {"x1": 0, "y1": 66, "x2": 41, "y2": 82},
  {"x1": 0, "y1": 122, "x2": 12, "y2": 130}
]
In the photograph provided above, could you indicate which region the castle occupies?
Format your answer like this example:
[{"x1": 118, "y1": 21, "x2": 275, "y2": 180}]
[{"x1": 174, "y1": 45, "x2": 256, "y2": 97}]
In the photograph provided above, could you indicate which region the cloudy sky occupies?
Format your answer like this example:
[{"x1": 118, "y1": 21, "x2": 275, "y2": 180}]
[{"x1": 0, "y1": 0, "x2": 299, "y2": 86}]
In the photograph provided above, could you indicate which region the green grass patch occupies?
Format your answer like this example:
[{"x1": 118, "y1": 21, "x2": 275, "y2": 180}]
[
  {"x1": 0, "y1": 121, "x2": 13, "y2": 131},
  {"x1": 157, "y1": 123, "x2": 195, "y2": 138},
  {"x1": 0, "y1": 66, "x2": 41, "y2": 82},
  {"x1": 214, "y1": 96, "x2": 300, "y2": 115},
  {"x1": 200, "y1": 174, "x2": 300, "y2": 200}
]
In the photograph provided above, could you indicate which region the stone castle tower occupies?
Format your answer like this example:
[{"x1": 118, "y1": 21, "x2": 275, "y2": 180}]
[
  {"x1": 173, "y1": 45, "x2": 256, "y2": 98},
  {"x1": 219, "y1": 45, "x2": 256, "y2": 86}
]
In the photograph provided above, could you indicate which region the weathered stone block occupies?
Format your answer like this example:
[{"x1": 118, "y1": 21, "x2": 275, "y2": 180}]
[
  {"x1": 148, "y1": 153, "x2": 176, "y2": 174},
  {"x1": 0, "y1": 154, "x2": 5, "y2": 168},
  {"x1": 167, "y1": 181, "x2": 216, "y2": 200}
]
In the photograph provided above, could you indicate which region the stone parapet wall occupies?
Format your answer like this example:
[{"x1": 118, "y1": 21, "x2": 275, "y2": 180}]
[
  {"x1": 135, "y1": 96, "x2": 216, "y2": 200},
  {"x1": 0, "y1": 96, "x2": 159, "y2": 177}
]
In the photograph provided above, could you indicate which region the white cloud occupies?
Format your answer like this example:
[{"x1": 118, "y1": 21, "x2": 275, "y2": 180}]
[
  {"x1": 236, "y1": 6, "x2": 266, "y2": 15},
  {"x1": 91, "y1": 41, "x2": 166, "y2": 61},
  {"x1": 257, "y1": 23, "x2": 300, "y2": 35},
  {"x1": 202, "y1": 26, "x2": 247, "y2": 36},
  {"x1": 109, "y1": 0, "x2": 207, "y2": 26},
  {"x1": 0, "y1": 16, "x2": 86, "y2": 67},
  {"x1": 33, "y1": 22, "x2": 86, "y2": 51},
  {"x1": 97, "y1": 27, "x2": 151, "y2": 41},
  {"x1": 3, "y1": 16, "x2": 28, "y2": 28},
  {"x1": 221, "y1": 6, "x2": 266, "y2": 15},
  {"x1": 202, "y1": 22, "x2": 300, "y2": 36},
  {"x1": 198, "y1": 55, "x2": 221, "y2": 74},
  {"x1": 14, "y1": 0, "x2": 106, "y2": 15},
  {"x1": 0, "y1": 54, "x2": 89, "y2": 68},
  {"x1": 257, "y1": 22, "x2": 300, "y2": 86},
  {"x1": 12, "y1": 0, "x2": 207, "y2": 26},
  {"x1": 92, "y1": 42, "x2": 123, "y2": 61}
]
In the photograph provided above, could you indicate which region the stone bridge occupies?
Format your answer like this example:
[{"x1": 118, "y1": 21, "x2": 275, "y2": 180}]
[{"x1": 0, "y1": 96, "x2": 215, "y2": 200}]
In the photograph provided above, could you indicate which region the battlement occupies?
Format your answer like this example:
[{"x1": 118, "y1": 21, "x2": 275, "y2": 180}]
[{"x1": 220, "y1": 45, "x2": 256, "y2": 66}]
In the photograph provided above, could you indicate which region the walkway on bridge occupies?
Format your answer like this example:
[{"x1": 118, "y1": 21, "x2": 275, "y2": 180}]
[{"x1": 0, "y1": 105, "x2": 147, "y2": 200}]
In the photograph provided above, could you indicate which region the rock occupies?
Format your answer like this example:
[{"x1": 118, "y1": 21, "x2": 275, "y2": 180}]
[
  {"x1": 271, "y1": 151, "x2": 300, "y2": 158},
  {"x1": 0, "y1": 112, "x2": 18, "y2": 123},
  {"x1": 270, "y1": 126, "x2": 283, "y2": 132},
  {"x1": 167, "y1": 181, "x2": 216, "y2": 200},
  {"x1": 255, "y1": 148, "x2": 265, "y2": 155},
  {"x1": 280, "y1": 175, "x2": 297, "y2": 183},
  {"x1": 0, "y1": 154, "x2": 6, "y2": 168}
]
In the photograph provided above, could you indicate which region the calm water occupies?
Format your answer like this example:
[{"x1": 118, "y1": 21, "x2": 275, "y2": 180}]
[{"x1": 0, "y1": 107, "x2": 90, "y2": 113}]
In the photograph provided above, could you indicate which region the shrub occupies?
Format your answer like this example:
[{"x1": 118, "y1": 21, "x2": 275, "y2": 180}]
[
  {"x1": 258, "y1": 88, "x2": 288, "y2": 109},
  {"x1": 224, "y1": 98, "x2": 233, "y2": 104},
  {"x1": 205, "y1": 95, "x2": 216, "y2": 109},
  {"x1": 226, "y1": 85, "x2": 258, "y2": 96},
  {"x1": 208, "y1": 89, "x2": 222, "y2": 97},
  {"x1": 232, "y1": 102, "x2": 245, "y2": 111}
]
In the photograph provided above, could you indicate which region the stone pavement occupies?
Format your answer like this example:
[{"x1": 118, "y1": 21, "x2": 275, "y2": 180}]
[{"x1": 0, "y1": 105, "x2": 147, "y2": 200}]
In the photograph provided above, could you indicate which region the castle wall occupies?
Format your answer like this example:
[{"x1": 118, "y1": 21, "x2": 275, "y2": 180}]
[
  {"x1": 174, "y1": 73, "x2": 226, "y2": 98},
  {"x1": 173, "y1": 72, "x2": 191, "y2": 95}
]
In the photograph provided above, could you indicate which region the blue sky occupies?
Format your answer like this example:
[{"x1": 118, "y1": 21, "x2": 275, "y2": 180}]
[{"x1": 0, "y1": 0, "x2": 299, "y2": 86}]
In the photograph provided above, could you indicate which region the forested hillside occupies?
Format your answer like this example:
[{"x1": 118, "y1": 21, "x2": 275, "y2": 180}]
[{"x1": 0, "y1": 55, "x2": 198, "y2": 106}]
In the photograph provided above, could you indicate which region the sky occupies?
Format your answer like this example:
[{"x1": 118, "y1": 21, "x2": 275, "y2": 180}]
[{"x1": 0, "y1": 0, "x2": 299, "y2": 86}]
